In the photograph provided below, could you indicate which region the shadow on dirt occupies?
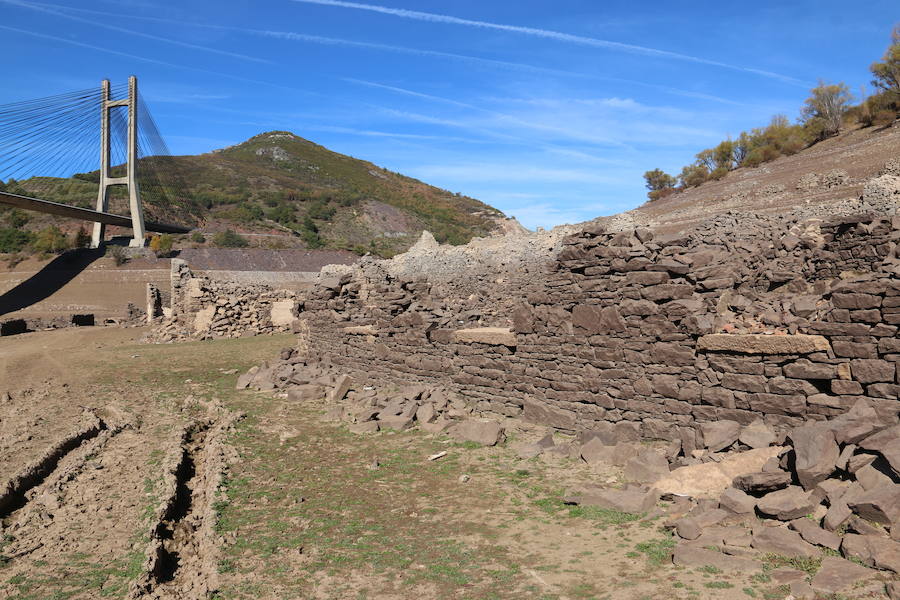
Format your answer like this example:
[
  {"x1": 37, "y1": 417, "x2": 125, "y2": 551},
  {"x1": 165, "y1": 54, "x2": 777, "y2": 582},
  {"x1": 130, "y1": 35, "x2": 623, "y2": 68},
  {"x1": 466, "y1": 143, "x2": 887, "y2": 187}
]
[{"x1": 0, "y1": 248, "x2": 104, "y2": 316}]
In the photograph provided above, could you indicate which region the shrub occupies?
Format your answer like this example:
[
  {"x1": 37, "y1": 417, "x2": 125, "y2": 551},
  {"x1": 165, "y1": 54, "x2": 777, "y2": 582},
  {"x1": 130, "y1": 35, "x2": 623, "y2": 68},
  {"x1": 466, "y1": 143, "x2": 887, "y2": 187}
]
[
  {"x1": 106, "y1": 245, "x2": 128, "y2": 266},
  {"x1": 679, "y1": 164, "x2": 709, "y2": 188},
  {"x1": 212, "y1": 229, "x2": 249, "y2": 248},
  {"x1": 647, "y1": 187, "x2": 677, "y2": 202},
  {"x1": 30, "y1": 226, "x2": 70, "y2": 254},
  {"x1": 149, "y1": 233, "x2": 174, "y2": 257},
  {"x1": 307, "y1": 199, "x2": 336, "y2": 220},
  {"x1": 4, "y1": 209, "x2": 28, "y2": 228},
  {"x1": 72, "y1": 227, "x2": 90, "y2": 249},
  {"x1": 190, "y1": 231, "x2": 206, "y2": 244},
  {"x1": 709, "y1": 166, "x2": 730, "y2": 181},
  {"x1": 0, "y1": 228, "x2": 33, "y2": 253}
]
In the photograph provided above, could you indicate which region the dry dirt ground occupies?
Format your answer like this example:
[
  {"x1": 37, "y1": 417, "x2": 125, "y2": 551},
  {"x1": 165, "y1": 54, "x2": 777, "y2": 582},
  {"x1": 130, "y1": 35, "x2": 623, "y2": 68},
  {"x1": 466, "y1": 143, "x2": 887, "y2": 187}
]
[{"x1": 0, "y1": 328, "x2": 891, "y2": 599}]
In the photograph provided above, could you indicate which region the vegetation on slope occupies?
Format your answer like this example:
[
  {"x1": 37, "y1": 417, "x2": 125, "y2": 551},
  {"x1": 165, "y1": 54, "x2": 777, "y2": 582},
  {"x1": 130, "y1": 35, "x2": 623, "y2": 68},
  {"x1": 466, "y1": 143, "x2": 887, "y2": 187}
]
[
  {"x1": 0, "y1": 131, "x2": 504, "y2": 258},
  {"x1": 643, "y1": 25, "x2": 900, "y2": 201}
]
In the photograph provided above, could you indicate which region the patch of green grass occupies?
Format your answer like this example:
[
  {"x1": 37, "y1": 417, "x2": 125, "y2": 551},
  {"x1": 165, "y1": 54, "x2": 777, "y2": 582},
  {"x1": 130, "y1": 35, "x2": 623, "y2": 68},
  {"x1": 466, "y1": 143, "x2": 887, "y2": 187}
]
[
  {"x1": 698, "y1": 564, "x2": 723, "y2": 575},
  {"x1": 634, "y1": 537, "x2": 676, "y2": 566},
  {"x1": 704, "y1": 581, "x2": 734, "y2": 589},
  {"x1": 742, "y1": 587, "x2": 757, "y2": 597}
]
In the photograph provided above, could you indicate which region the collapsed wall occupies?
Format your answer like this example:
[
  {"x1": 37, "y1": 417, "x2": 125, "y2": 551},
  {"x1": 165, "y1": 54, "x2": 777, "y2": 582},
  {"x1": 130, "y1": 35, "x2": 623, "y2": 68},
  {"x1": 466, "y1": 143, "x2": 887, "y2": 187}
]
[
  {"x1": 296, "y1": 212, "x2": 900, "y2": 448},
  {"x1": 144, "y1": 260, "x2": 300, "y2": 342}
]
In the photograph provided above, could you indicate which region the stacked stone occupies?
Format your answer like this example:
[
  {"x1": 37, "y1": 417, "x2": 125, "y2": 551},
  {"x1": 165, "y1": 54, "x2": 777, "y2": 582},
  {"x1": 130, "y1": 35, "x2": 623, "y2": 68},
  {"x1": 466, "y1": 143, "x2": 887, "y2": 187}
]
[
  {"x1": 145, "y1": 262, "x2": 299, "y2": 343},
  {"x1": 272, "y1": 214, "x2": 900, "y2": 459}
]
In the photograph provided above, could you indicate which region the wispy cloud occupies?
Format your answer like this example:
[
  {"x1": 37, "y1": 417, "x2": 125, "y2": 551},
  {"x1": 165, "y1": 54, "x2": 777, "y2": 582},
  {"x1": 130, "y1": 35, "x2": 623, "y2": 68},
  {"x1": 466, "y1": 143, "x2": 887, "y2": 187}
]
[
  {"x1": 348, "y1": 79, "x2": 716, "y2": 151},
  {"x1": 25, "y1": 1, "x2": 587, "y2": 79},
  {"x1": 0, "y1": 24, "x2": 324, "y2": 98},
  {"x1": 291, "y1": 0, "x2": 806, "y2": 85},
  {"x1": 1, "y1": 0, "x2": 271, "y2": 64},
  {"x1": 27, "y1": 2, "x2": 762, "y2": 107}
]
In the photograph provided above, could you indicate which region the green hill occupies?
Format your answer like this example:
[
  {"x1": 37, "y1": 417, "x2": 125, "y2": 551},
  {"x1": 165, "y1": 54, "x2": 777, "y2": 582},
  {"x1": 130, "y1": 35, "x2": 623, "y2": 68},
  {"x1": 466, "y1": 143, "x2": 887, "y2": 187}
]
[{"x1": 2, "y1": 131, "x2": 506, "y2": 257}]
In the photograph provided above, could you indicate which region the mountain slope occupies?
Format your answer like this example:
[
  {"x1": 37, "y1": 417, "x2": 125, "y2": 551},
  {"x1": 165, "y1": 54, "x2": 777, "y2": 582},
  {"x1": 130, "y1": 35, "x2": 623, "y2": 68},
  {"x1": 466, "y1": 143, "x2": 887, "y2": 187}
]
[{"x1": 7, "y1": 131, "x2": 507, "y2": 256}]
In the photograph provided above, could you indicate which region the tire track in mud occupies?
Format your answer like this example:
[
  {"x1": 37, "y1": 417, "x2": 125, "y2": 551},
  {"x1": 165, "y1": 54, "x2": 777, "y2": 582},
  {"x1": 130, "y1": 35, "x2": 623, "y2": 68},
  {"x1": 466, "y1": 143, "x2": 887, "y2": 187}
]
[
  {"x1": 131, "y1": 410, "x2": 241, "y2": 600},
  {"x1": 0, "y1": 410, "x2": 106, "y2": 523}
]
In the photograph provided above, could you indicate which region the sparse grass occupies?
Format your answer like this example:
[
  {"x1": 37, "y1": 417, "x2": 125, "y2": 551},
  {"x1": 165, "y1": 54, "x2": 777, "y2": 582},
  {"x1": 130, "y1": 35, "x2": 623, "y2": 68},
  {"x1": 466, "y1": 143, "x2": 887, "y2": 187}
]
[
  {"x1": 704, "y1": 581, "x2": 734, "y2": 589},
  {"x1": 762, "y1": 553, "x2": 822, "y2": 578},
  {"x1": 634, "y1": 537, "x2": 676, "y2": 566}
]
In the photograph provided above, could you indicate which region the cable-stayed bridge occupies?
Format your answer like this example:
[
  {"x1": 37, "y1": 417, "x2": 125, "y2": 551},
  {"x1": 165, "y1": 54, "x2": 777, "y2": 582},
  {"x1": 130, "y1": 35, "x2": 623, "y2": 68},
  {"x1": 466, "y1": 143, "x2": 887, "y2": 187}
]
[{"x1": 0, "y1": 77, "x2": 190, "y2": 247}]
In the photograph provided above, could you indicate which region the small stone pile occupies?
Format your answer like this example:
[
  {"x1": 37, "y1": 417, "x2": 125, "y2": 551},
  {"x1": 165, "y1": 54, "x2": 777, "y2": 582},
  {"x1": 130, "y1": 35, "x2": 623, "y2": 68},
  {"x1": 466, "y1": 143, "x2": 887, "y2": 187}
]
[{"x1": 235, "y1": 346, "x2": 506, "y2": 446}]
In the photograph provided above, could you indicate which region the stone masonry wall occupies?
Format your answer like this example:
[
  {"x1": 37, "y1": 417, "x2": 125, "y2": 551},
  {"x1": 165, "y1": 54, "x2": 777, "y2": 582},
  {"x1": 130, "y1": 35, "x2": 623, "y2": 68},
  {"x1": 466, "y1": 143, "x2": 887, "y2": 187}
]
[{"x1": 297, "y1": 214, "x2": 900, "y2": 447}]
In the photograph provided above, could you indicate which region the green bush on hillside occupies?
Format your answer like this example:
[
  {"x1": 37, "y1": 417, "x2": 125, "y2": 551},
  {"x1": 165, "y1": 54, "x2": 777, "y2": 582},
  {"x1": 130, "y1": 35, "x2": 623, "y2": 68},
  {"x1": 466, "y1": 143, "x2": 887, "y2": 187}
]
[
  {"x1": 0, "y1": 228, "x2": 34, "y2": 253},
  {"x1": 212, "y1": 229, "x2": 249, "y2": 248}
]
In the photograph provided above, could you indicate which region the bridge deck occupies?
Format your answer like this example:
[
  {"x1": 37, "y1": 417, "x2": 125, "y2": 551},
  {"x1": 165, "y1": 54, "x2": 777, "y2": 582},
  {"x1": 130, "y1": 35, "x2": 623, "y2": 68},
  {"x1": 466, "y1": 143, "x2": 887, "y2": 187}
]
[{"x1": 0, "y1": 191, "x2": 190, "y2": 234}]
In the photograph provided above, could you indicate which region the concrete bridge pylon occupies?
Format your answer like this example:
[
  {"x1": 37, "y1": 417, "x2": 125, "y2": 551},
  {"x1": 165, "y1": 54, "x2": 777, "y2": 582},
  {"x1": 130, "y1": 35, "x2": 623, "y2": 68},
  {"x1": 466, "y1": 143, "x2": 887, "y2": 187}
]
[{"x1": 91, "y1": 76, "x2": 146, "y2": 249}]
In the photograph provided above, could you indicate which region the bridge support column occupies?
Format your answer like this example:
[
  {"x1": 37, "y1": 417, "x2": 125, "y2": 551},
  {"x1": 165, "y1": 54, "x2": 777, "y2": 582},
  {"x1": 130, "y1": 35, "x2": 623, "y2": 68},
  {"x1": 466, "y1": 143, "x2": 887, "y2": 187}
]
[{"x1": 91, "y1": 76, "x2": 146, "y2": 249}]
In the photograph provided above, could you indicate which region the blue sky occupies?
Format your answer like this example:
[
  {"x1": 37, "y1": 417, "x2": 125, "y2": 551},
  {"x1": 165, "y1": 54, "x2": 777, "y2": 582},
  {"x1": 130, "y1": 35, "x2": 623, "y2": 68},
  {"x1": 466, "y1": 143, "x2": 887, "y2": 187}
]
[{"x1": 0, "y1": 0, "x2": 896, "y2": 229}]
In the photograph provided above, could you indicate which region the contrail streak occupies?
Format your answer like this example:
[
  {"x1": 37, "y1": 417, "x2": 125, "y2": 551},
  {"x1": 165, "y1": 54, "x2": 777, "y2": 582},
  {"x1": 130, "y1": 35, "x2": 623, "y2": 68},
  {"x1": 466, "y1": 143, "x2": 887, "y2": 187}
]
[
  {"x1": 290, "y1": 0, "x2": 805, "y2": 85},
  {"x1": 23, "y1": 1, "x2": 760, "y2": 105},
  {"x1": 1, "y1": 0, "x2": 271, "y2": 64}
]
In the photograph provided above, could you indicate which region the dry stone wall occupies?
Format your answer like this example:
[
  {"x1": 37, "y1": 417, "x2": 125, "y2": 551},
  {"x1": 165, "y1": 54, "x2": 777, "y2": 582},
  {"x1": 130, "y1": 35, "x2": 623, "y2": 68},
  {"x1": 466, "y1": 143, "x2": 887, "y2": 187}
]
[
  {"x1": 299, "y1": 213, "x2": 900, "y2": 445},
  {"x1": 145, "y1": 260, "x2": 300, "y2": 342}
]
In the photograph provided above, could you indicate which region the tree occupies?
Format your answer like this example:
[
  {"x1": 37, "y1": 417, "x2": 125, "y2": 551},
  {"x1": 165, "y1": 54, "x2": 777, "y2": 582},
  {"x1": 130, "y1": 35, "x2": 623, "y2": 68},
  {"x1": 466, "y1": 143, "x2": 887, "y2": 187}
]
[
  {"x1": 801, "y1": 80, "x2": 852, "y2": 139},
  {"x1": 642, "y1": 168, "x2": 676, "y2": 201},
  {"x1": 643, "y1": 169, "x2": 676, "y2": 192},
  {"x1": 712, "y1": 139, "x2": 736, "y2": 171},
  {"x1": 0, "y1": 228, "x2": 33, "y2": 253},
  {"x1": 695, "y1": 148, "x2": 717, "y2": 171},
  {"x1": 871, "y1": 24, "x2": 900, "y2": 99}
]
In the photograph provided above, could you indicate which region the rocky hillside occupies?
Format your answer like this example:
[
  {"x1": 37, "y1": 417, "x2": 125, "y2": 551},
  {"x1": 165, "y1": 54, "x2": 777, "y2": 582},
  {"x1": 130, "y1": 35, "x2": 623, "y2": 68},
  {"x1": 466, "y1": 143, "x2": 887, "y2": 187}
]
[
  {"x1": 601, "y1": 122, "x2": 900, "y2": 235},
  {"x1": 8, "y1": 131, "x2": 509, "y2": 257}
]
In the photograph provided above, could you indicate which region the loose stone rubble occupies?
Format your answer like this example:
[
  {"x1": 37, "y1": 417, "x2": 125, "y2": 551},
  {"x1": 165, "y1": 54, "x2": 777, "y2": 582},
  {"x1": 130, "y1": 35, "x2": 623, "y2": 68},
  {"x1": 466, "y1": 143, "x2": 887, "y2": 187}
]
[{"x1": 236, "y1": 348, "x2": 505, "y2": 445}]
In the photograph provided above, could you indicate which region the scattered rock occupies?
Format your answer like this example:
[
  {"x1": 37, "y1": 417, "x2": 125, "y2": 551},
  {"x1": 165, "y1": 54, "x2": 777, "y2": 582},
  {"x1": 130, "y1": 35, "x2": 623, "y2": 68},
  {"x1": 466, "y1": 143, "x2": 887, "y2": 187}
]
[
  {"x1": 449, "y1": 420, "x2": 505, "y2": 446},
  {"x1": 757, "y1": 486, "x2": 818, "y2": 521},
  {"x1": 732, "y1": 470, "x2": 792, "y2": 494},
  {"x1": 789, "y1": 517, "x2": 842, "y2": 550},
  {"x1": 810, "y1": 556, "x2": 874, "y2": 595},
  {"x1": 623, "y1": 449, "x2": 670, "y2": 483},
  {"x1": 718, "y1": 487, "x2": 756, "y2": 514},
  {"x1": 790, "y1": 424, "x2": 839, "y2": 490},
  {"x1": 751, "y1": 525, "x2": 818, "y2": 558},
  {"x1": 739, "y1": 419, "x2": 776, "y2": 449},
  {"x1": 654, "y1": 446, "x2": 783, "y2": 498},
  {"x1": 700, "y1": 420, "x2": 741, "y2": 452},
  {"x1": 564, "y1": 486, "x2": 659, "y2": 514}
]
